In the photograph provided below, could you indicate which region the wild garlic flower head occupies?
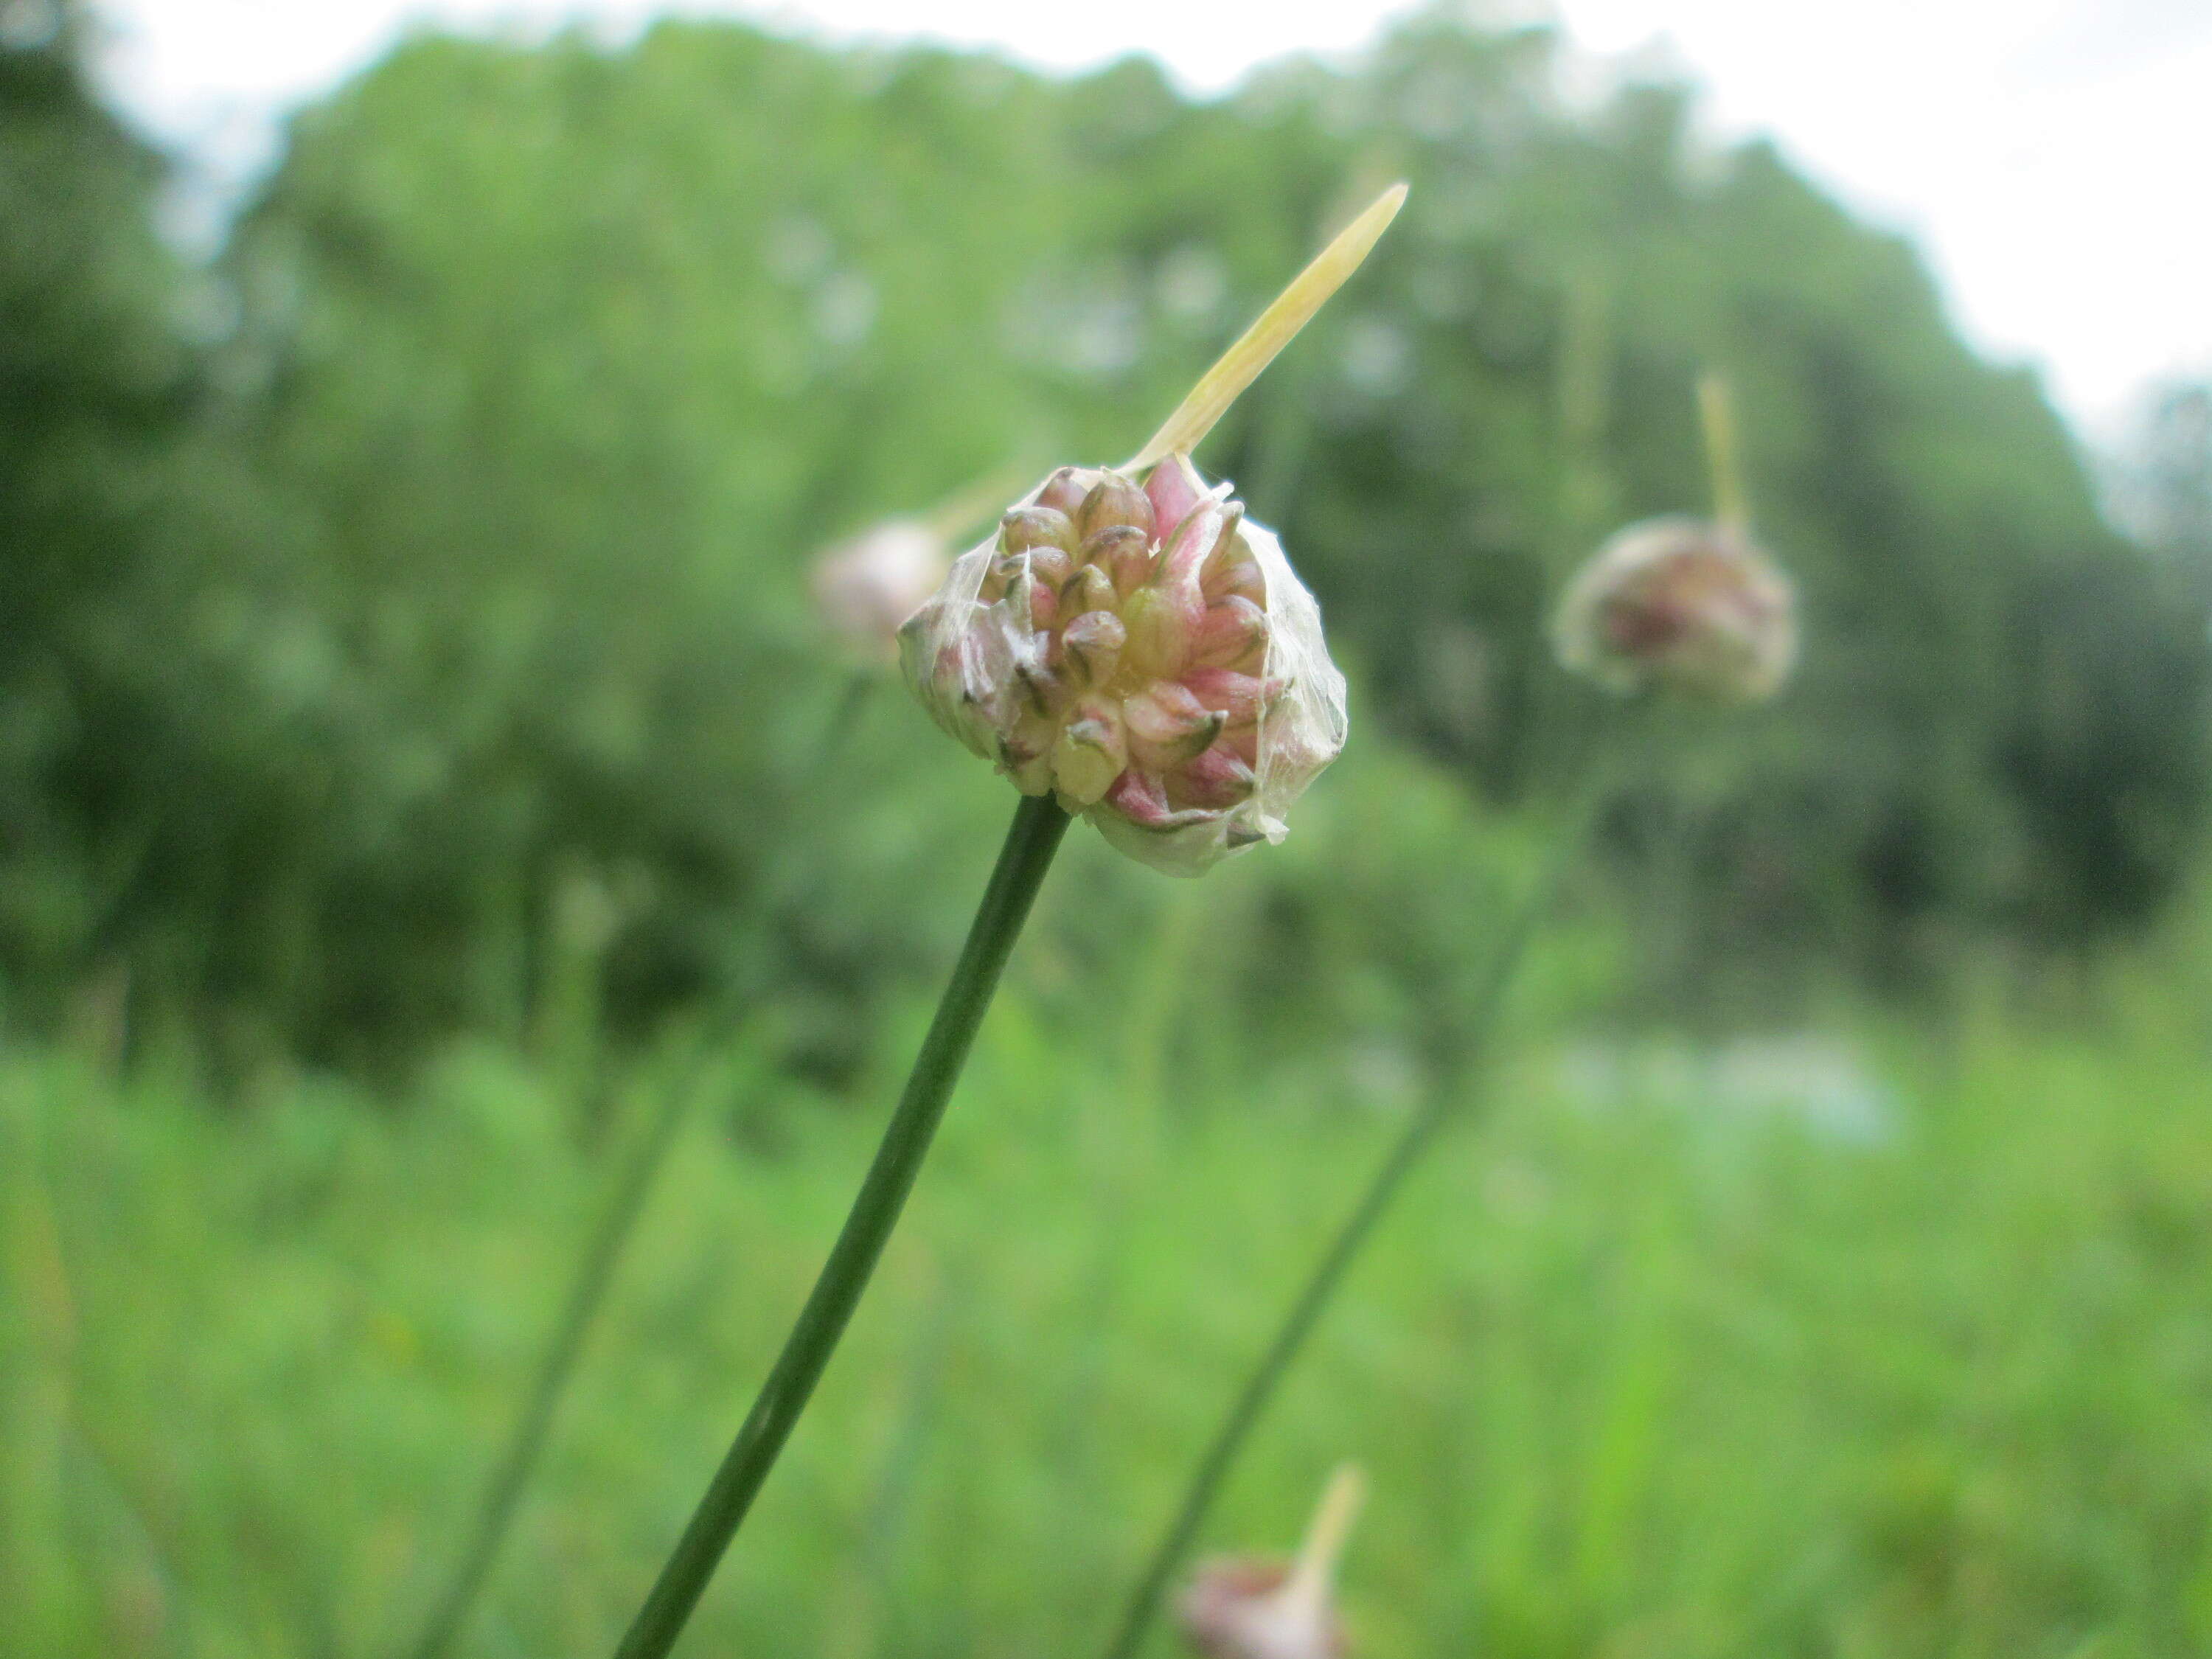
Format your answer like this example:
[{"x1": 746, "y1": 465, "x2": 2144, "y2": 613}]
[
  {"x1": 899, "y1": 454, "x2": 1346, "y2": 876},
  {"x1": 1553, "y1": 515, "x2": 1797, "y2": 703},
  {"x1": 1178, "y1": 1465, "x2": 1365, "y2": 1659},
  {"x1": 811, "y1": 519, "x2": 950, "y2": 658}
]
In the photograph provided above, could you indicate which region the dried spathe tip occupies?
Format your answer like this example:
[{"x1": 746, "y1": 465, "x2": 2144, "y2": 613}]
[
  {"x1": 1128, "y1": 184, "x2": 1407, "y2": 473},
  {"x1": 1178, "y1": 1465, "x2": 1366, "y2": 1659},
  {"x1": 810, "y1": 518, "x2": 950, "y2": 659},
  {"x1": 899, "y1": 455, "x2": 1346, "y2": 876},
  {"x1": 1553, "y1": 515, "x2": 1798, "y2": 703}
]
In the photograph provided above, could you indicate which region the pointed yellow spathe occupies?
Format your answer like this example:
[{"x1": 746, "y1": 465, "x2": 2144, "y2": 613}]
[{"x1": 1124, "y1": 184, "x2": 1409, "y2": 474}]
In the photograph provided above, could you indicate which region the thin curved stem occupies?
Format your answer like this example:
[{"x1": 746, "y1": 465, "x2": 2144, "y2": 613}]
[
  {"x1": 1096, "y1": 714, "x2": 1621, "y2": 1659},
  {"x1": 613, "y1": 792, "x2": 1071, "y2": 1659}
]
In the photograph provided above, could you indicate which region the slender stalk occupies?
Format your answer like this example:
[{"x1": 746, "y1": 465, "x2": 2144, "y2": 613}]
[
  {"x1": 1096, "y1": 716, "x2": 1620, "y2": 1659},
  {"x1": 613, "y1": 793, "x2": 1071, "y2": 1659},
  {"x1": 407, "y1": 1064, "x2": 699, "y2": 1659}
]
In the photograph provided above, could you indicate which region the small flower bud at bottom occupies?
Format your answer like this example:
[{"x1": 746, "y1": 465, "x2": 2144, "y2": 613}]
[{"x1": 1178, "y1": 1465, "x2": 1363, "y2": 1659}]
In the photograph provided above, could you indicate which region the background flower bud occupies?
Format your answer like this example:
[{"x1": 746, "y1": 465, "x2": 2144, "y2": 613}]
[
  {"x1": 1178, "y1": 1465, "x2": 1365, "y2": 1659},
  {"x1": 1553, "y1": 515, "x2": 1798, "y2": 702},
  {"x1": 900, "y1": 458, "x2": 1347, "y2": 874},
  {"x1": 810, "y1": 518, "x2": 949, "y2": 658}
]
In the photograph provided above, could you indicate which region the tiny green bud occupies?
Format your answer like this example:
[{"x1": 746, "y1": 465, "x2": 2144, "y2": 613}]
[
  {"x1": 1051, "y1": 698, "x2": 1127, "y2": 808},
  {"x1": 1083, "y1": 524, "x2": 1155, "y2": 598},
  {"x1": 1001, "y1": 506, "x2": 1077, "y2": 555},
  {"x1": 1060, "y1": 608, "x2": 1127, "y2": 690},
  {"x1": 1034, "y1": 467, "x2": 1088, "y2": 518},
  {"x1": 1075, "y1": 472, "x2": 1156, "y2": 544},
  {"x1": 1064, "y1": 563, "x2": 1118, "y2": 619}
]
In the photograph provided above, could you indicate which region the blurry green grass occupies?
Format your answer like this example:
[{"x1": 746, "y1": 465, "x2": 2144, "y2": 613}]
[{"x1": 7, "y1": 987, "x2": 2212, "y2": 1658}]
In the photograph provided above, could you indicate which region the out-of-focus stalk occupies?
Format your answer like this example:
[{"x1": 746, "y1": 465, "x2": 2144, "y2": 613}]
[
  {"x1": 406, "y1": 661, "x2": 878, "y2": 1659},
  {"x1": 407, "y1": 1060, "x2": 700, "y2": 1659},
  {"x1": 1098, "y1": 714, "x2": 1621, "y2": 1659}
]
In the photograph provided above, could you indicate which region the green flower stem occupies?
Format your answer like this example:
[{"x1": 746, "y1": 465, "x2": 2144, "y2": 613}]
[
  {"x1": 408, "y1": 1064, "x2": 698, "y2": 1659},
  {"x1": 613, "y1": 791, "x2": 1071, "y2": 1659},
  {"x1": 1097, "y1": 717, "x2": 1620, "y2": 1659}
]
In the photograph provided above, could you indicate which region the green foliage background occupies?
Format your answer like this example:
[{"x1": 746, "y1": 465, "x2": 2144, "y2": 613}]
[
  {"x1": 13, "y1": 6, "x2": 2212, "y2": 1655},
  {"x1": 6, "y1": 1, "x2": 2208, "y2": 1075},
  {"x1": 11, "y1": 2, "x2": 2212, "y2": 1655}
]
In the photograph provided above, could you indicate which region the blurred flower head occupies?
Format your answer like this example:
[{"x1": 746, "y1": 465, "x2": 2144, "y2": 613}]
[
  {"x1": 1554, "y1": 515, "x2": 1797, "y2": 702},
  {"x1": 1178, "y1": 1465, "x2": 1365, "y2": 1659},
  {"x1": 899, "y1": 454, "x2": 1347, "y2": 875},
  {"x1": 810, "y1": 518, "x2": 949, "y2": 658}
]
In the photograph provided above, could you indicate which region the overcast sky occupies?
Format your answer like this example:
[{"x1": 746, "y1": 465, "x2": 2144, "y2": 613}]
[{"x1": 90, "y1": 0, "x2": 2212, "y2": 440}]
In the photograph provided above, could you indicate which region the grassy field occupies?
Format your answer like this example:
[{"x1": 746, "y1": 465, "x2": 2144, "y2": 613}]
[{"x1": 6, "y1": 971, "x2": 2212, "y2": 1658}]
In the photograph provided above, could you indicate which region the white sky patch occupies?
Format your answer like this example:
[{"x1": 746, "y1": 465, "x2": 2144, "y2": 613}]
[{"x1": 89, "y1": 0, "x2": 2212, "y2": 439}]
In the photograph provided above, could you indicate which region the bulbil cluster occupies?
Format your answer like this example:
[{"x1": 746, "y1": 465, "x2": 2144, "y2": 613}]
[{"x1": 900, "y1": 455, "x2": 1346, "y2": 875}]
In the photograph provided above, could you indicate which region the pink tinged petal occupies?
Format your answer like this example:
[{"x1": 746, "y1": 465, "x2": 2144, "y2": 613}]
[
  {"x1": 1104, "y1": 767, "x2": 1221, "y2": 832},
  {"x1": 1144, "y1": 451, "x2": 1210, "y2": 546},
  {"x1": 1181, "y1": 668, "x2": 1279, "y2": 728},
  {"x1": 1192, "y1": 595, "x2": 1269, "y2": 670},
  {"x1": 1034, "y1": 467, "x2": 1089, "y2": 518},
  {"x1": 1158, "y1": 499, "x2": 1231, "y2": 591},
  {"x1": 1202, "y1": 535, "x2": 1267, "y2": 607},
  {"x1": 915, "y1": 626, "x2": 993, "y2": 757},
  {"x1": 1075, "y1": 471, "x2": 1155, "y2": 543},
  {"x1": 994, "y1": 544, "x2": 1071, "y2": 591},
  {"x1": 1000, "y1": 506, "x2": 1077, "y2": 555},
  {"x1": 1171, "y1": 743, "x2": 1258, "y2": 810},
  {"x1": 1124, "y1": 681, "x2": 1226, "y2": 769},
  {"x1": 1063, "y1": 563, "x2": 1117, "y2": 617},
  {"x1": 1082, "y1": 524, "x2": 1154, "y2": 598},
  {"x1": 1120, "y1": 583, "x2": 1207, "y2": 683},
  {"x1": 1059, "y1": 608, "x2": 1127, "y2": 690}
]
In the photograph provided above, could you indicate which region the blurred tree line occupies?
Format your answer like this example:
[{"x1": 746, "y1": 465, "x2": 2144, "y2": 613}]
[{"x1": 4, "y1": 0, "x2": 2206, "y2": 1077}]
